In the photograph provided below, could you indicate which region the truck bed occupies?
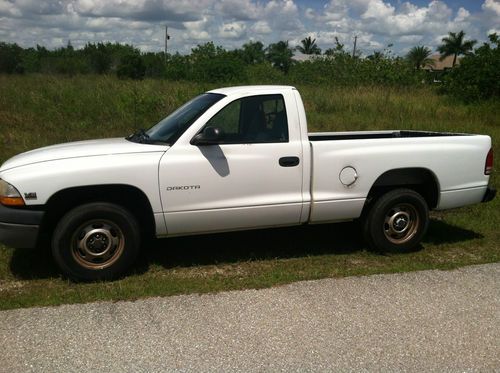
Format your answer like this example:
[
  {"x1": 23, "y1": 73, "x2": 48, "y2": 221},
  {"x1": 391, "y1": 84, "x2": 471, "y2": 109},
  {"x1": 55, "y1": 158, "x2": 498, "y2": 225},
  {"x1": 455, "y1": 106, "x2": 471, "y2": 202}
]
[
  {"x1": 307, "y1": 130, "x2": 490, "y2": 223},
  {"x1": 309, "y1": 130, "x2": 467, "y2": 141}
]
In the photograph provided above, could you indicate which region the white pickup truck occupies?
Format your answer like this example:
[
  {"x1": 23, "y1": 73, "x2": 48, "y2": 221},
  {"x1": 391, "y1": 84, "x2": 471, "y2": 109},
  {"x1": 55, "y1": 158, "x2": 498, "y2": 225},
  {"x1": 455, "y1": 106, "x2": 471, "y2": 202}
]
[{"x1": 0, "y1": 85, "x2": 495, "y2": 280}]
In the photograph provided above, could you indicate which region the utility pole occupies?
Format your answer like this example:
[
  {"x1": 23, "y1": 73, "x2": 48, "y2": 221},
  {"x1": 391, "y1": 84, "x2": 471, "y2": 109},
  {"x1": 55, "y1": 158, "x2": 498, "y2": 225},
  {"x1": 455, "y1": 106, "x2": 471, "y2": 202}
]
[
  {"x1": 352, "y1": 35, "x2": 358, "y2": 58},
  {"x1": 164, "y1": 25, "x2": 170, "y2": 63}
]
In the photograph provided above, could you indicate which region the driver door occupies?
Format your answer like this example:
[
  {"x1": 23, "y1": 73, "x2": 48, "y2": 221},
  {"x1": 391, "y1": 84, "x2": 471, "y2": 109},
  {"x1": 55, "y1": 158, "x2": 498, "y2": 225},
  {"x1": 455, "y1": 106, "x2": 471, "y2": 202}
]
[{"x1": 159, "y1": 94, "x2": 304, "y2": 235}]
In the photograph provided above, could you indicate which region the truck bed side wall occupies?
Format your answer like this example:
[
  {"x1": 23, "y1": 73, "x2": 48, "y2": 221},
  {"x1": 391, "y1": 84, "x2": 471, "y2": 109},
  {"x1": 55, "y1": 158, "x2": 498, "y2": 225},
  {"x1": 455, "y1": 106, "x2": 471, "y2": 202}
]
[{"x1": 309, "y1": 135, "x2": 491, "y2": 223}]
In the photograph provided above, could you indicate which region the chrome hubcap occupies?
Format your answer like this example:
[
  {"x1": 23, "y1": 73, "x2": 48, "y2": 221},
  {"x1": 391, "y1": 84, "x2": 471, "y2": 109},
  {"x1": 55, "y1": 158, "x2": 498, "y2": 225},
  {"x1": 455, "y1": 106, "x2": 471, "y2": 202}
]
[
  {"x1": 383, "y1": 204, "x2": 419, "y2": 244},
  {"x1": 83, "y1": 229, "x2": 112, "y2": 255},
  {"x1": 71, "y1": 220, "x2": 124, "y2": 270},
  {"x1": 390, "y1": 212, "x2": 410, "y2": 233}
]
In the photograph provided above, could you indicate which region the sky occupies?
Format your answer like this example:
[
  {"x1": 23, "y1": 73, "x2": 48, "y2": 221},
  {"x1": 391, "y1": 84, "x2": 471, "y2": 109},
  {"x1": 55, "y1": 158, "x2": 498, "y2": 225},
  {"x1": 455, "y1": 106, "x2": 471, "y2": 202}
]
[{"x1": 0, "y1": 0, "x2": 499, "y2": 56}]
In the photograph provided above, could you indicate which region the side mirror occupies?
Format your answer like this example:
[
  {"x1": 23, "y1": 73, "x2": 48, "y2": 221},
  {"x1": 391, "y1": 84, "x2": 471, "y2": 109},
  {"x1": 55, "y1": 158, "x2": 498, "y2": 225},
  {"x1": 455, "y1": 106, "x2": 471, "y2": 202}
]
[{"x1": 192, "y1": 126, "x2": 224, "y2": 145}]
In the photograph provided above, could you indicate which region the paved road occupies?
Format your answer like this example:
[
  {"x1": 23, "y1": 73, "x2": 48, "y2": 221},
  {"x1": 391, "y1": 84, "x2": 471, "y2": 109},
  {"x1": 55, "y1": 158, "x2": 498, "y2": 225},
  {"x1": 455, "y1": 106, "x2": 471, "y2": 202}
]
[{"x1": 1, "y1": 264, "x2": 499, "y2": 372}]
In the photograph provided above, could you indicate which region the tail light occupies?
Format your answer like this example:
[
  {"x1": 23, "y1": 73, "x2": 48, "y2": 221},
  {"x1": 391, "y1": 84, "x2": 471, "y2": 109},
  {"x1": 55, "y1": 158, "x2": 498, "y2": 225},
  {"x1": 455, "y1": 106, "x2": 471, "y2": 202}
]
[{"x1": 485, "y1": 148, "x2": 493, "y2": 175}]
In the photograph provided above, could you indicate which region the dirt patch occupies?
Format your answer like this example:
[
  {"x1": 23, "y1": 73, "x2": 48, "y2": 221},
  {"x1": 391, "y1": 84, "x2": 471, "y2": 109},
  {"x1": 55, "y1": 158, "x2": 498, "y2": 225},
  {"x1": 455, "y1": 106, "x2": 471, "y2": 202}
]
[{"x1": 0, "y1": 280, "x2": 26, "y2": 292}]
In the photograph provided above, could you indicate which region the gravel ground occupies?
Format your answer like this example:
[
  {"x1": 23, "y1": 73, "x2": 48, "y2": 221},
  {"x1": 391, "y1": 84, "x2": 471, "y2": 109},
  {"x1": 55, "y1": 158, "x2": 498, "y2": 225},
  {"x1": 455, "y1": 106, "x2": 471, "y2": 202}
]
[{"x1": 1, "y1": 263, "x2": 499, "y2": 372}]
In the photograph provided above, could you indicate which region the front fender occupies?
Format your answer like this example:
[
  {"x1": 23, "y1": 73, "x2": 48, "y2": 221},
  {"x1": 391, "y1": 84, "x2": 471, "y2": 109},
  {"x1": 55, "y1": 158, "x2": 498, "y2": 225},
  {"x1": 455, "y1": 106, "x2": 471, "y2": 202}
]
[{"x1": 0, "y1": 152, "x2": 166, "y2": 212}]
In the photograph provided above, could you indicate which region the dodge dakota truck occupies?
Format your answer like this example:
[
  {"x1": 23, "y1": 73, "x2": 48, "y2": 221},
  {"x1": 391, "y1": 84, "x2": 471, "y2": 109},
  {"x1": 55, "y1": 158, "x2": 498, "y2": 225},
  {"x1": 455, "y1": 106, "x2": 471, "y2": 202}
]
[{"x1": 0, "y1": 85, "x2": 495, "y2": 280}]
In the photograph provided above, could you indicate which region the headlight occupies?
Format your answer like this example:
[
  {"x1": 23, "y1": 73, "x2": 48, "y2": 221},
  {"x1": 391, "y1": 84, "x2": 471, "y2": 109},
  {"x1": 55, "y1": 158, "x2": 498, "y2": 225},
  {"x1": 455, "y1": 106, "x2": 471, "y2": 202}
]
[{"x1": 0, "y1": 179, "x2": 25, "y2": 206}]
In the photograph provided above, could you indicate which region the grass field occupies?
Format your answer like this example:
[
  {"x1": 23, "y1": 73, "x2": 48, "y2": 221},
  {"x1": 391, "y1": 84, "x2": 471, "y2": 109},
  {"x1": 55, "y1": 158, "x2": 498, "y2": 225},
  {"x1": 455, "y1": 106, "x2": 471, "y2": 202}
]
[{"x1": 0, "y1": 74, "x2": 499, "y2": 310}]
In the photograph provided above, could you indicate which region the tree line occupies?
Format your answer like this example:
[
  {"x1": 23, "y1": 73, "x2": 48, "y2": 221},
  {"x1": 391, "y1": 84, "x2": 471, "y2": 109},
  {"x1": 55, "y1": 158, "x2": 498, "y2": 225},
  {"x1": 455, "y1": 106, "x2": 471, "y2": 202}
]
[{"x1": 0, "y1": 31, "x2": 498, "y2": 102}]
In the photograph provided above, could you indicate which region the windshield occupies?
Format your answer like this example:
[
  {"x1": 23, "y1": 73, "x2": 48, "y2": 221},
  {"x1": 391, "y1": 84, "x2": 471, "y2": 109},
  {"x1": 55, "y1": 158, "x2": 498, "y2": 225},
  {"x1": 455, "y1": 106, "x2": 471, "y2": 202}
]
[{"x1": 145, "y1": 93, "x2": 225, "y2": 144}]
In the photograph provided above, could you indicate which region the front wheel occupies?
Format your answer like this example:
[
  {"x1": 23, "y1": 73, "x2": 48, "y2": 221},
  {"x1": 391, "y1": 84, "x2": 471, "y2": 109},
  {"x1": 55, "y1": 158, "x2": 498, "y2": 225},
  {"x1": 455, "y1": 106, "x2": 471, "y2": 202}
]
[
  {"x1": 52, "y1": 202, "x2": 141, "y2": 281},
  {"x1": 363, "y1": 189, "x2": 429, "y2": 252}
]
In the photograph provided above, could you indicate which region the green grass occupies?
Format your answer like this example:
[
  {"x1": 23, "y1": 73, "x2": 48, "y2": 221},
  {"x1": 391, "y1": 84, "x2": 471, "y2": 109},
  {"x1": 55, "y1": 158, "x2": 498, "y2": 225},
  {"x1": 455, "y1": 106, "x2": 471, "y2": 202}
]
[{"x1": 0, "y1": 74, "x2": 499, "y2": 310}]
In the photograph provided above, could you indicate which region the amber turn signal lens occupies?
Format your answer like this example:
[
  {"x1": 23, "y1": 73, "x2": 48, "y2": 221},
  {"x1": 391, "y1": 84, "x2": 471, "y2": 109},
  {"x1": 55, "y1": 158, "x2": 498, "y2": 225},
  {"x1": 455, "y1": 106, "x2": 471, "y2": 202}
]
[{"x1": 0, "y1": 196, "x2": 25, "y2": 206}]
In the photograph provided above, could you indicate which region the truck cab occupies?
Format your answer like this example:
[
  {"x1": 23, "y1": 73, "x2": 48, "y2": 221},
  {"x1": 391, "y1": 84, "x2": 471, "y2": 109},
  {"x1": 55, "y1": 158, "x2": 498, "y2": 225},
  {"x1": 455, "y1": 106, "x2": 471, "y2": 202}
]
[{"x1": 156, "y1": 86, "x2": 310, "y2": 235}]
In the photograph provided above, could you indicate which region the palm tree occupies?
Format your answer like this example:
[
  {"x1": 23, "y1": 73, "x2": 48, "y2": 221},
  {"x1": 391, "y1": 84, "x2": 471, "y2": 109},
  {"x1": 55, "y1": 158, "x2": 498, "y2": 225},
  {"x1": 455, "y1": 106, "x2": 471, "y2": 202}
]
[
  {"x1": 406, "y1": 46, "x2": 434, "y2": 69},
  {"x1": 437, "y1": 30, "x2": 476, "y2": 67},
  {"x1": 296, "y1": 36, "x2": 321, "y2": 55}
]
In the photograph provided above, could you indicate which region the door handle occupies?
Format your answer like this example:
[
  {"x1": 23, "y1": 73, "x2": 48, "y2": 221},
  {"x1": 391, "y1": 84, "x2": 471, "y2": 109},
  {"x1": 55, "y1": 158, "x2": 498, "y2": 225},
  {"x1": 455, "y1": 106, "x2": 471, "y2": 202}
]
[{"x1": 279, "y1": 156, "x2": 300, "y2": 167}]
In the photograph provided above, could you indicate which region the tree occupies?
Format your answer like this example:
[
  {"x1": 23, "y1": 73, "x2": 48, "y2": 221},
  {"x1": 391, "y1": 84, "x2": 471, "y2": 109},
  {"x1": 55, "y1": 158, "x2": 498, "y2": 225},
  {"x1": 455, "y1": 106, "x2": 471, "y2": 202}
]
[
  {"x1": 0, "y1": 42, "x2": 24, "y2": 73},
  {"x1": 324, "y1": 37, "x2": 347, "y2": 57},
  {"x1": 84, "y1": 42, "x2": 113, "y2": 74},
  {"x1": 266, "y1": 41, "x2": 294, "y2": 73},
  {"x1": 240, "y1": 41, "x2": 265, "y2": 64},
  {"x1": 165, "y1": 52, "x2": 190, "y2": 80},
  {"x1": 367, "y1": 51, "x2": 384, "y2": 62},
  {"x1": 406, "y1": 46, "x2": 434, "y2": 69},
  {"x1": 443, "y1": 33, "x2": 500, "y2": 101},
  {"x1": 190, "y1": 42, "x2": 225, "y2": 61},
  {"x1": 437, "y1": 30, "x2": 476, "y2": 67},
  {"x1": 142, "y1": 52, "x2": 166, "y2": 78},
  {"x1": 296, "y1": 36, "x2": 321, "y2": 55},
  {"x1": 116, "y1": 54, "x2": 146, "y2": 80}
]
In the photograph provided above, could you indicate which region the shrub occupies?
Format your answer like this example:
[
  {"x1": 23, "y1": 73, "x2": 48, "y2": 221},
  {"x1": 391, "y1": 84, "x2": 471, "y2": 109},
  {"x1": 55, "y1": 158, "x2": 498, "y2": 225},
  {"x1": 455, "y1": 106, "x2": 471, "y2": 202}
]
[
  {"x1": 0, "y1": 42, "x2": 25, "y2": 73},
  {"x1": 117, "y1": 54, "x2": 146, "y2": 80},
  {"x1": 287, "y1": 55, "x2": 423, "y2": 87},
  {"x1": 265, "y1": 41, "x2": 294, "y2": 74},
  {"x1": 443, "y1": 33, "x2": 500, "y2": 102},
  {"x1": 174, "y1": 42, "x2": 247, "y2": 83},
  {"x1": 165, "y1": 53, "x2": 190, "y2": 80},
  {"x1": 245, "y1": 63, "x2": 284, "y2": 84}
]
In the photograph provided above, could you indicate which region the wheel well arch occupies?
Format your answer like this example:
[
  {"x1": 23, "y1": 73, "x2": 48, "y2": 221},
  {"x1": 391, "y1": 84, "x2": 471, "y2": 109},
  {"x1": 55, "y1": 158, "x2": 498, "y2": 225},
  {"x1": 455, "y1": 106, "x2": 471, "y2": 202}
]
[
  {"x1": 40, "y1": 184, "x2": 156, "y2": 243},
  {"x1": 363, "y1": 168, "x2": 440, "y2": 212}
]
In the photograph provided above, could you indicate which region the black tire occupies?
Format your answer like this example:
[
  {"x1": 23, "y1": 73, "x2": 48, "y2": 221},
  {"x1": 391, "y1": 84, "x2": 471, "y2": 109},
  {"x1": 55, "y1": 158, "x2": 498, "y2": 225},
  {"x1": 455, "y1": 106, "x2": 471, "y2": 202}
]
[
  {"x1": 363, "y1": 189, "x2": 429, "y2": 253},
  {"x1": 52, "y1": 202, "x2": 141, "y2": 281}
]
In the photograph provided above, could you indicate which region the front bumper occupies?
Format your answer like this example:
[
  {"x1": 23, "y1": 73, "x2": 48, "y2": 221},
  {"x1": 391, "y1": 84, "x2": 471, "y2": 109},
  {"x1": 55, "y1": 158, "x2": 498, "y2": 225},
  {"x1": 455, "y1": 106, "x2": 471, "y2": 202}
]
[
  {"x1": 482, "y1": 187, "x2": 496, "y2": 203},
  {"x1": 0, "y1": 222, "x2": 40, "y2": 248},
  {"x1": 0, "y1": 204, "x2": 44, "y2": 249}
]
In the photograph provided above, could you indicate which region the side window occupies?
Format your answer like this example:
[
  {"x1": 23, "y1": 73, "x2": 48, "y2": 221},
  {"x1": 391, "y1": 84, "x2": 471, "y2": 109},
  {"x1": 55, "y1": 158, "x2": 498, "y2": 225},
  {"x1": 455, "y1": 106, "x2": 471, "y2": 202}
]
[
  {"x1": 205, "y1": 99, "x2": 241, "y2": 139},
  {"x1": 204, "y1": 94, "x2": 288, "y2": 144}
]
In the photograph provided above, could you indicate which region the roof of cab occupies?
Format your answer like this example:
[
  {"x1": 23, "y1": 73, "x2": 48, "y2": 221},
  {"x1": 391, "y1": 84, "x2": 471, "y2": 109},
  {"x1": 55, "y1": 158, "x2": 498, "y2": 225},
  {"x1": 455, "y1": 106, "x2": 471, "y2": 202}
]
[{"x1": 208, "y1": 85, "x2": 296, "y2": 96}]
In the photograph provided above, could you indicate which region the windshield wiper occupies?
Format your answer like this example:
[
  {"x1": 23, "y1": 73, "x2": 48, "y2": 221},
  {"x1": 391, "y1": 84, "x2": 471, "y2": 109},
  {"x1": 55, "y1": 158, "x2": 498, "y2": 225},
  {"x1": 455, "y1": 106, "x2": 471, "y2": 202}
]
[
  {"x1": 126, "y1": 129, "x2": 170, "y2": 145},
  {"x1": 127, "y1": 129, "x2": 151, "y2": 143}
]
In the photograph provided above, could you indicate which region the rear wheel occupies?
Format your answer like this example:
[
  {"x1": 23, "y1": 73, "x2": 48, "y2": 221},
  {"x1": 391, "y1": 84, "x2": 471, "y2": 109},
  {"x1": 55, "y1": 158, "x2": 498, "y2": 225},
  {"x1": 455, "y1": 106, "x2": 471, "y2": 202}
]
[
  {"x1": 52, "y1": 202, "x2": 141, "y2": 281},
  {"x1": 363, "y1": 189, "x2": 429, "y2": 252}
]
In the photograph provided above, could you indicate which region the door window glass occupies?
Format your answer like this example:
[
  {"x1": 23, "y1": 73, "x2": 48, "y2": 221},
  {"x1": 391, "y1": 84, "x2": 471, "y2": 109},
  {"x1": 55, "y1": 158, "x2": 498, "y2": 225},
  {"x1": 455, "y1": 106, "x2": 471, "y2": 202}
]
[{"x1": 203, "y1": 94, "x2": 289, "y2": 143}]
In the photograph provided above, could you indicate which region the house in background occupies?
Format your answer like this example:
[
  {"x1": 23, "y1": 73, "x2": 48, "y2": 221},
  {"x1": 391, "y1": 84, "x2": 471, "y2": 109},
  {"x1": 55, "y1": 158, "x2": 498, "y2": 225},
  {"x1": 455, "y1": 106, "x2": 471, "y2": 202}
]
[
  {"x1": 292, "y1": 53, "x2": 317, "y2": 62},
  {"x1": 423, "y1": 54, "x2": 460, "y2": 82},
  {"x1": 423, "y1": 54, "x2": 460, "y2": 71}
]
